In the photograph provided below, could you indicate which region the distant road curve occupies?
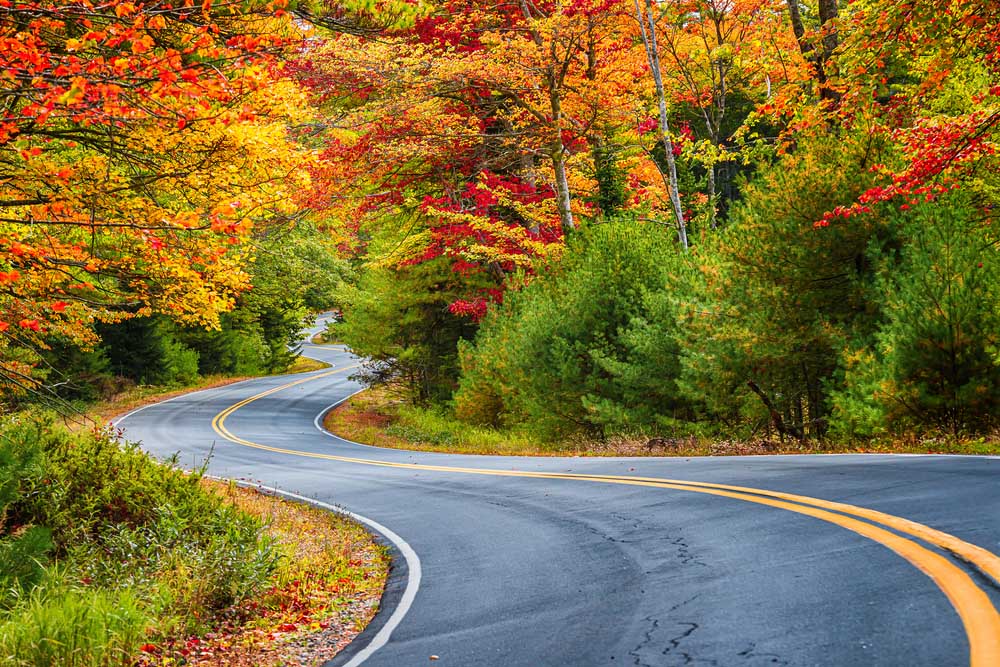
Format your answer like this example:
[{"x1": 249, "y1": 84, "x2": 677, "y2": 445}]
[{"x1": 118, "y1": 317, "x2": 1000, "y2": 666}]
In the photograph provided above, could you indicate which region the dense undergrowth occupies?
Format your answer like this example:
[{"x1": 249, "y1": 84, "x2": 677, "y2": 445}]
[
  {"x1": 327, "y1": 387, "x2": 1000, "y2": 457},
  {"x1": 338, "y1": 134, "x2": 1000, "y2": 448},
  {"x1": 0, "y1": 415, "x2": 387, "y2": 667}
]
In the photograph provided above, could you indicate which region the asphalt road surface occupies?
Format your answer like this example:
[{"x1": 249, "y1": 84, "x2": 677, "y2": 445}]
[{"x1": 117, "y1": 318, "x2": 1000, "y2": 667}]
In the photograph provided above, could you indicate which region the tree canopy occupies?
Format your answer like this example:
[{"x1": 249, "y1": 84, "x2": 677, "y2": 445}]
[{"x1": 4, "y1": 0, "x2": 999, "y2": 439}]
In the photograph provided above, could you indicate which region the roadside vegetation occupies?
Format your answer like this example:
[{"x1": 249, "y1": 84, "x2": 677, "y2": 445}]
[
  {"x1": 310, "y1": 321, "x2": 344, "y2": 347},
  {"x1": 322, "y1": 4, "x2": 1000, "y2": 454},
  {"x1": 334, "y1": 188, "x2": 1000, "y2": 455},
  {"x1": 327, "y1": 387, "x2": 1000, "y2": 457},
  {"x1": 9, "y1": 220, "x2": 349, "y2": 421},
  {"x1": 0, "y1": 416, "x2": 388, "y2": 667}
]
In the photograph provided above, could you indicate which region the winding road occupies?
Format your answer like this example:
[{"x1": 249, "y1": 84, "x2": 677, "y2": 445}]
[{"x1": 117, "y1": 318, "x2": 1000, "y2": 667}]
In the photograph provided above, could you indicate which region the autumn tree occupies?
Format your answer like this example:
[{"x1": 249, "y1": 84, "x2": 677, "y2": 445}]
[
  {"x1": 814, "y1": 0, "x2": 1000, "y2": 225},
  {"x1": 299, "y1": 0, "x2": 656, "y2": 314},
  {"x1": 642, "y1": 0, "x2": 807, "y2": 228},
  {"x1": 0, "y1": 0, "x2": 314, "y2": 399}
]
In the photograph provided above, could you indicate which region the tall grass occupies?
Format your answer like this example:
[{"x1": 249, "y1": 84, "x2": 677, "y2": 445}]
[
  {"x1": 385, "y1": 402, "x2": 548, "y2": 455},
  {"x1": 0, "y1": 585, "x2": 148, "y2": 667}
]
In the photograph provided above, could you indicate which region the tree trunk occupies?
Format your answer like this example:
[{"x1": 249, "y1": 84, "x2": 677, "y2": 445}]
[
  {"x1": 636, "y1": 0, "x2": 688, "y2": 249},
  {"x1": 817, "y1": 0, "x2": 841, "y2": 105},
  {"x1": 706, "y1": 164, "x2": 717, "y2": 230},
  {"x1": 507, "y1": 116, "x2": 540, "y2": 234},
  {"x1": 794, "y1": 396, "x2": 804, "y2": 435},
  {"x1": 523, "y1": 150, "x2": 540, "y2": 234},
  {"x1": 787, "y1": 0, "x2": 841, "y2": 106},
  {"x1": 786, "y1": 0, "x2": 810, "y2": 55},
  {"x1": 817, "y1": 0, "x2": 839, "y2": 56},
  {"x1": 747, "y1": 379, "x2": 804, "y2": 440},
  {"x1": 552, "y1": 147, "x2": 575, "y2": 232}
]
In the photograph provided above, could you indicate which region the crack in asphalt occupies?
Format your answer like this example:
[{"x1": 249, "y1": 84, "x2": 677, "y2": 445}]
[
  {"x1": 609, "y1": 511, "x2": 643, "y2": 531},
  {"x1": 629, "y1": 596, "x2": 708, "y2": 667},
  {"x1": 483, "y1": 498, "x2": 511, "y2": 509},
  {"x1": 662, "y1": 622, "x2": 705, "y2": 666},
  {"x1": 580, "y1": 518, "x2": 638, "y2": 544},
  {"x1": 632, "y1": 620, "x2": 710, "y2": 666},
  {"x1": 579, "y1": 510, "x2": 648, "y2": 544},
  {"x1": 580, "y1": 513, "x2": 709, "y2": 572},
  {"x1": 737, "y1": 642, "x2": 790, "y2": 665},
  {"x1": 668, "y1": 594, "x2": 702, "y2": 613},
  {"x1": 668, "y1": 535, "x2": 708, "y2": 568},
  {"x1": 628, "y1": 616, "x2": 660, "y2": 667}
]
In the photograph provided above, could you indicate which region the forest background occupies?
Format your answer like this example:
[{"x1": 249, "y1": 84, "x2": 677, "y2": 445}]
[{"x1": 3, "y1": 0, "x2": 1000, "y2": 444}]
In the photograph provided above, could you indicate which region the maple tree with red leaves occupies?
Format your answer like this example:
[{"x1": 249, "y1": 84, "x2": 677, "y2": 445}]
[
  {"x1": 296, "y1": 0, "x2": 682, "y2": 326},
  {"x1": 817, "y1": 0, "x2": 1000, "y2": 225}
]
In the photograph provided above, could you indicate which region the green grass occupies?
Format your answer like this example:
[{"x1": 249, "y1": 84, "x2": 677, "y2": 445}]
[
  {"x1": 8, "y1": 418, "x2": 282, "y2": 633},
  {"x1": 327, "y1": 388, "x2": 591, "y2": 456},
  {"x1": 286, "y1": 354, "x2": 331, "y2": 373},
  {"x1": 310, "y1": 331, "x2": 342, "y2": 345},
  {"x1": 387, "y1": 405, "x2": 547, "y2": 454}
]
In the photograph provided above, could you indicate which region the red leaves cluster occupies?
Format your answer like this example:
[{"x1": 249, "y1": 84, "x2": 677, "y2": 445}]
[
  {"x1": 407, "y1": 172, "x2": 562, "y2": 321},
  {"x1": 824, "y1": 0, "x2": 1000, "y2": 226},
  {"x1": 0, "y1": 0, "x2": 288, "y2": 146},
  {"x1": 818, "y1": 111, "x2": 1000, "y2": 227},
  {"x1": 449, "y1": 288, "x2": 505, "y2": 321},
  {"x1": 412, "y1": 9, "x2": 485, "y2": 52}
]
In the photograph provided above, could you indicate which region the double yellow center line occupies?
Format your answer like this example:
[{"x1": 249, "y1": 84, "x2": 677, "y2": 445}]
[{"x1": 211, "y1": 365, "x2": 1000, "y2": 666}]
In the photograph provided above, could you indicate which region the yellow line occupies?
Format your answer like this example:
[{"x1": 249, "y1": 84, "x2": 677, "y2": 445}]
[{"x1": 211, "y1": 367, "x2": 1000, "y2": 666}]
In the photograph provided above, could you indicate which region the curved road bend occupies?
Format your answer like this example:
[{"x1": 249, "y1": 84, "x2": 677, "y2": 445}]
[{"x1": 118, "y1": 321, "x2": 1000, "y2": 667}]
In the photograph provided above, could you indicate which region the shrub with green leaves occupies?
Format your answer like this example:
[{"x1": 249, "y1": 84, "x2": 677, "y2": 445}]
[
  {"x1": 456, "y1": 220, "x2": 691, "y2": 438},
  {"x1": 3, "y1": 417, "x2": 281, "y2": 635},
  {"x1": 830, "y1": 197, "x2": 1000, "y2": 436}
]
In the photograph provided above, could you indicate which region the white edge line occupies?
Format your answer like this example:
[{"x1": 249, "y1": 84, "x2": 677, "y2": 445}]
[
  {"x1": 313, "y1": 388, "x2": 368, "y2": 438},
  {"x1": 230, "y1": 481, "x2": 421, "y2": 667},
  {"x1": 121, "y1": 362, "x2": 417, "y2": 667}
]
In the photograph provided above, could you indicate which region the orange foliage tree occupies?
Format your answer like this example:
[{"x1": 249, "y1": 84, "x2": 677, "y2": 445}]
[
  {"x1": 0, "y1": 0, "x2": 313, "y2": 396},
  {"x1": 818, "y1": 0, "x2": 1000, "y2": 226},
  {"x1": 297, "y1": 0, "x2": 693, "y2": 318}
]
